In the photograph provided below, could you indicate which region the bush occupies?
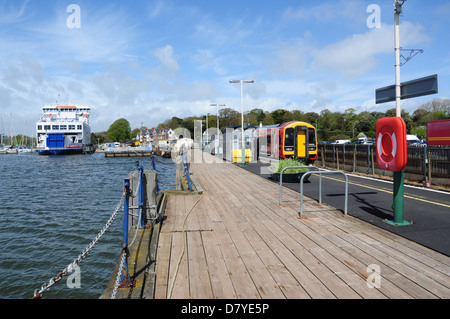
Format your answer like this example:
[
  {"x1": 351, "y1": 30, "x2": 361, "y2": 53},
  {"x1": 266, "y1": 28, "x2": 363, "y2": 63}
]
[{"x1": 269, "y1": 159, "x2": 309, "y2": 173}]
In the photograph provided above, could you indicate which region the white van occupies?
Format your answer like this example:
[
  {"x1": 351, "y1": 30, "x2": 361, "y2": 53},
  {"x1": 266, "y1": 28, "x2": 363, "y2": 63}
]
[
  {"x1": 406, "y1": 135, "x2": 421, "y2": 145},
  {"x1": 331, "y1": 139, "x2": 351, "y2": 144}
]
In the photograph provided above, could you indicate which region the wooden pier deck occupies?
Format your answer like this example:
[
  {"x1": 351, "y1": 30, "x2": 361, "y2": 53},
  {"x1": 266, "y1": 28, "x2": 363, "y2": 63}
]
[{"x1": 152, "y1": 150, "x2": 450, "y2": 299}]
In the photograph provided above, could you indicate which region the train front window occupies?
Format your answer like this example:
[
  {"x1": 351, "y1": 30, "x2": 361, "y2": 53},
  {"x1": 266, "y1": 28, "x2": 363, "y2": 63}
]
[
  {"x1": 284, "y1": 128, "x2": 294, "y2": 150},
  {"x1": 308, "y1": 128, "x2": 316, "y2": 150}
]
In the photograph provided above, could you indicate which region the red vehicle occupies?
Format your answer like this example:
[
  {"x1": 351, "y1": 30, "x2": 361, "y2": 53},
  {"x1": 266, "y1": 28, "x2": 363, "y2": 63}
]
[
  {"x1": 256, "y1": 121, "x2": 317, "y2": 163},
  {"x1": 427, "y1": 119, "x2": 450, "y2": 145}
]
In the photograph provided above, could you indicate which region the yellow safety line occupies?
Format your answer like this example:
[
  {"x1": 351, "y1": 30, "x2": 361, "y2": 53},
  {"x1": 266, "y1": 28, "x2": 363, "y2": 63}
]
[{"x1": 317, "y1": 175, "x2": 450, "y2": 209}]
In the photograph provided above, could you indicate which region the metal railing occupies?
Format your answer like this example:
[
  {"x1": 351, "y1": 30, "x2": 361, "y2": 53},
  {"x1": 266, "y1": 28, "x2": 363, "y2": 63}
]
[
  {"x1": 279, "y1": 166, "x2": 322, "y2": 205},
  {"x1": 299, "y1": 170, "x2": 348, "y2": 217}
]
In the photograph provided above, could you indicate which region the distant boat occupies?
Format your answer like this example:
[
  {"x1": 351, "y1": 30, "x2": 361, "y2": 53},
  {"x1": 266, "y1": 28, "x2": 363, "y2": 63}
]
[
  {"x1": 0, "y1": 146, "x2": 18, "y2": 154},
  {"x1": 35, "y1": 105, "x2": 94, "y2": 155}
]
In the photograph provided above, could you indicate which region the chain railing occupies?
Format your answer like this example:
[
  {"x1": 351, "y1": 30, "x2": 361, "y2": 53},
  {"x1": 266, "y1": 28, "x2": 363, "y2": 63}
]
[
  {"x1": 32, "y1": 191, "x2": 126, "y2": 299},
  {"x1": 33, "y1": 154, "x2": 184, "y2": 299}
]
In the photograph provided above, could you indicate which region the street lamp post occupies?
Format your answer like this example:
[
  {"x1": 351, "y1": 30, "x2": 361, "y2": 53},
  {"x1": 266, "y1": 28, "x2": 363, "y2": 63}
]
[{"x1": 229, "y1": 80, "x2": 254, "y2": 166}]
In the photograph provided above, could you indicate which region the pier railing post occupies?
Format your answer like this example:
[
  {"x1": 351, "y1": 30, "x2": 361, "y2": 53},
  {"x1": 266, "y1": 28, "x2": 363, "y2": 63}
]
[
  {"x1": 182, "y1": 153, "x2": 193, "y2": 191},
  {"x1": 120, "y1": 179, "x2": 133, "y2": 287},
  {"x1": 150, "y1": 155, "x2": 161, "y2": 193},
  {"x1": 136, "y1": 161, "x2": 146, "y2": 228}
]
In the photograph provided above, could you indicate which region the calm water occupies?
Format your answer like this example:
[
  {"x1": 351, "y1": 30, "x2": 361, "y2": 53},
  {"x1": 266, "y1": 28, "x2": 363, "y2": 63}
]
[{"x1": 0, "y1": 152, "x2": 175, "y2": 299}]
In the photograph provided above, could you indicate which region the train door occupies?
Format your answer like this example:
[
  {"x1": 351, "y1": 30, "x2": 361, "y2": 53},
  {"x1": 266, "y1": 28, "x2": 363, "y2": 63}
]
[
  {"x1": 270, "y1": 128, "x2": 279, "y2": 160},
  {"x1": 294, "y1": 126, "x2": 308, "y2": 160}
]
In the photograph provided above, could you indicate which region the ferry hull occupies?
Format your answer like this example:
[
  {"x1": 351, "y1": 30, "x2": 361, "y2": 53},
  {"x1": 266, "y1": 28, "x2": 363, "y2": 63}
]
[
  {"x1": 38, "y1": 149, "x2": 83, "y2": 155},
  {"x1": 37, "y1": 146, "x2": 94, "y2": 155}
]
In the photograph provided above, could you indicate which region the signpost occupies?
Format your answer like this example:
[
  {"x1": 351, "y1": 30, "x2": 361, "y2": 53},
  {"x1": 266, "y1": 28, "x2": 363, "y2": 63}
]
[{"x1": 375, "y1": 1, "x2": 438, "y2": 226}]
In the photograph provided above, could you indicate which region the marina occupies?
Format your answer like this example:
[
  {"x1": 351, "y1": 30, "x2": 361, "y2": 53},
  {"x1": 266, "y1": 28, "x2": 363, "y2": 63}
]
[{"x1": 102, "y1": 149, "x2": 450, "y2": 299}]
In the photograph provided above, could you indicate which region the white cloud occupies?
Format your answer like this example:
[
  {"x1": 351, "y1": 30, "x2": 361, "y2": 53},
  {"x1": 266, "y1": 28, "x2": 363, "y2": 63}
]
[
  {"x1": 152, "y1": 45, "x2": 179, "y2": 72},
  {"x1": 0, "y1": 0, "x2": 30, "y2": 24},
  {"x1": 17, "y1": 3, "x2": 139, "y2": 66},
  {"x1": 283, "y1": 0, "x2": 365, "y2": 25},
  {"x1": 317, "y1": 21, "x2": 429, "y2": 78},
  {"x1": 193, "y1": 49, "x2": 227, "y2": 76}
]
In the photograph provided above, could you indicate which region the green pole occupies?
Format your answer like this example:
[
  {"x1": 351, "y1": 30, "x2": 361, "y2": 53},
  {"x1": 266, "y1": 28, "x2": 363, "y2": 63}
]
[{"x1": 385, "y1": 169, "x2": 410, "y2": 226}]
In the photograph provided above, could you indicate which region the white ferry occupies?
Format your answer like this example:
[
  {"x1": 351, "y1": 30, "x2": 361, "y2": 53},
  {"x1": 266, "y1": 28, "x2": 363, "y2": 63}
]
[{"x1": 36, "y1": 105, "x2": 94, "y2": 155}]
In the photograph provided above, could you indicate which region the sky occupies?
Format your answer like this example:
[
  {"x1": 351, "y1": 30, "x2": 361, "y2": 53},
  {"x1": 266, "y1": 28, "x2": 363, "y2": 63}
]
[{"x1": 0, "y1": 0, "x2": 449, "y2": 135}]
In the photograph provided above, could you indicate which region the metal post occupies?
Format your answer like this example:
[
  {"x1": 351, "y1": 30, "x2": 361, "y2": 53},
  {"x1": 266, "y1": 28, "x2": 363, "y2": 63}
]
[
  {"x1": 279, "y1": 165, "x2": 313, "y2": 205},
  {"x1": 182, "y1": 153, "x2": 192, "y2": 191},
  {"x1": 120, "y1": 179, "x2": 132, "y2": 286},
  {"x1": 151, "y1": 155, "x2": 160, "y2": 193},
  {"x1": 240, "y1": 82, "x2": 245, "y2": 167},
  {"x1": 136, "y1": 161, "x2": 145, "y2": 228},
  {"x1": 229, "y1": 79, "x2": 253, "y2": 166},
  {"x1": 386, "y1": 0, "x2": 409, "y2": 226},
  {"x1": 206, "y1": 113, "x2": 209, "y2": 152},
  {"x1": 385, "y1": 169, "x2": 410, "y2": 225},
  {"x1": 123, "y1": 179, "x2": 130, "y2": 251},
  {"x1": 395, "y1": 1, "x2": 402, "y2": 117},
  {"x1": 319, "y1": 174, "x2": 322, "y2": 204}
]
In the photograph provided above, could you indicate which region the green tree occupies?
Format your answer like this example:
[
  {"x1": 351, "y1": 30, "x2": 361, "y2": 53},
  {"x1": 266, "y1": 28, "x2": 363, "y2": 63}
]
[
  {"x1": 107, "y1": 118, "x2": 131, "y2": 142},
  {"x1": 249, "y1": 108, "x2": 266, "y2": 125},
  {"x1": 131, "y1": 128, "x2": 141, "y2": 139},
  {"x1": 271, "y1": 109, "x2": 288, "y2": 124},
  {"x1": 305, "y1": 112, "x2": 319, "y2": 126},
  {"x1": 219, "y1": 108, "x2": 240, "y2": 128},
  {"x1": 386, "y1": 108, "x2": 413, "y2": 133}
]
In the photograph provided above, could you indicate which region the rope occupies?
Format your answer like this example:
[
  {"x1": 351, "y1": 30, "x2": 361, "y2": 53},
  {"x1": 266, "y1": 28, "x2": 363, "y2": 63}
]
[
  {"x1": 33, "y1": 191, "x2": 126, "y2": 299},
  {"x1": 153, "y1": 157, "x2": 176, "y2": 165},
  {"x1": 157, "y1": 179, "x2": 177, "y2": 187},
  {"x1": 166, "y1": 193, "x2": 204, "y2": 299}
]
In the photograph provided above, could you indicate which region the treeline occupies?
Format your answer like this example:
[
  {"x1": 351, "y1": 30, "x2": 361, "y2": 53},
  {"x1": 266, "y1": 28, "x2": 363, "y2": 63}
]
[
  {"x1": 91, "y1": 98, "x2": 450, "y2": 144},
  {"x1": 157, "y1": 98, "x2": 450, "y2": 142}
]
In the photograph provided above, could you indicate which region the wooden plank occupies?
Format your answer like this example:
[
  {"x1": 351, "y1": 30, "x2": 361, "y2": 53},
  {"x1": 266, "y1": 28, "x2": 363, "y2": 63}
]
[
  {"x1": 154, "y1": 231, "x2": 172, "y2": 299},
  {"x1": 337, "y1": 233, "x2": 436, "y2": 298},
  {"x1": 351, "y1": 232, "x2": 450, "y2": 298},
  {"x1": 174, "y1": 195, "x2": 187, "y2": 232},
  {"x1": 187, "y1": 231, "x2": 214, "y2": 298},
  {"x1": 184, "y1": 194, "x2": 201, "y2": 232},
  {"x1": 167, "y1": 231, "x2": 189, "y2": 299},
  {"x1": 210, "y1": 223, "x2": 261, "y2": 299},
  {"x1": 325, "y1": 233, "x2": 415, "y2": 299},
  {"x1": 201, "y1": 230, "x2": 237, "y2": 298},
  {"x1": 160, "y1": 194, "x2": 175, "y2": 234},
  {"x1": 213, "y1": 194, "x2": 286, "y2": 299}
]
